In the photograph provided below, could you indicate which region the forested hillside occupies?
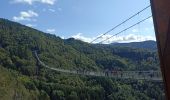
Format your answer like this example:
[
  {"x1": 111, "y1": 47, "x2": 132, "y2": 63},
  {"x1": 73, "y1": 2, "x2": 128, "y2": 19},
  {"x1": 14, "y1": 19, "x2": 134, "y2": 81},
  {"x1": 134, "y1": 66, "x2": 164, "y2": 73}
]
[
  {"x1": 111, "y1": 40, "x2": 157, "y2": 50},
  {"x1": 0, "y1": 18, "x2": 165, "y2": 100}
]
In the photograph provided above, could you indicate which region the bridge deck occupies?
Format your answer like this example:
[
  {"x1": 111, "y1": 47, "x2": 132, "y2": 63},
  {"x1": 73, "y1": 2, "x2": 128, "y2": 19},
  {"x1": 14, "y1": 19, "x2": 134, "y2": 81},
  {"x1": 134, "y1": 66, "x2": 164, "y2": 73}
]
[{"x1": 34, "y1": 51, "x2": 163, "y2": 81}]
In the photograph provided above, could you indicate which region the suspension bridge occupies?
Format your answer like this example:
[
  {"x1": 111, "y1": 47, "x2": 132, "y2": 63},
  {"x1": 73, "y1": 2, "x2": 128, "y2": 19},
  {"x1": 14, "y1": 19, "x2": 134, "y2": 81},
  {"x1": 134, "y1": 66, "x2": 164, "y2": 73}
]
[
  {"x1": 31, "y1": 4, "x2": 164, "y2": 81},
  {"x1": 34, "y1": 51, "x2": 162, "y2": 81}
]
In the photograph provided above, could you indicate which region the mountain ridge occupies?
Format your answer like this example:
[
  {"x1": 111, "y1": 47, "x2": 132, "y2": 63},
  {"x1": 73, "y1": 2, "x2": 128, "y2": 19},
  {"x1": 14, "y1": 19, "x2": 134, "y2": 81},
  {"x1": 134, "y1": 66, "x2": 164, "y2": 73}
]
[{"x1": 110, "y1": 40, "x2": 157, "y2": 50}]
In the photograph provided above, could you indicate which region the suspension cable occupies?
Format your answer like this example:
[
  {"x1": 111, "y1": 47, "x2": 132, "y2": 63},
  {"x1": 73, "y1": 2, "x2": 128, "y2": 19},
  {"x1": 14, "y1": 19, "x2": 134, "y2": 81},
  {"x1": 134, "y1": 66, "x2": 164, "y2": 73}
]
[
  {"x1": 98, "y1": 16, "x2": 152, "y2": 44},
  {"x1": 90, "y1": 5, "x2": 151, "y2": 43}
]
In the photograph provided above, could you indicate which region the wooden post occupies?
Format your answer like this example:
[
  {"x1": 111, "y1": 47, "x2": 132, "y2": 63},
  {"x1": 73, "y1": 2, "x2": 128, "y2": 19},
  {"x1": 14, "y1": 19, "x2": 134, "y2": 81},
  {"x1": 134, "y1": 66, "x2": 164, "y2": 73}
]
[{"x1": 150, "y1": 0, "x2": 170, "y2": 99}]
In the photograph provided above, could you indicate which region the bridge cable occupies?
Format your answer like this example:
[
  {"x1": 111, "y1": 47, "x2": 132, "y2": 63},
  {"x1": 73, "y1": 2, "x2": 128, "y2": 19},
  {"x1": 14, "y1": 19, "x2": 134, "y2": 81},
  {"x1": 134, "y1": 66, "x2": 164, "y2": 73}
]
[
  {"x1": 90, "y1": 5, "x2": 151, "y2": 43},
  {"x1": 98, "y1": 16, "x2": 152, "y2": 44}
]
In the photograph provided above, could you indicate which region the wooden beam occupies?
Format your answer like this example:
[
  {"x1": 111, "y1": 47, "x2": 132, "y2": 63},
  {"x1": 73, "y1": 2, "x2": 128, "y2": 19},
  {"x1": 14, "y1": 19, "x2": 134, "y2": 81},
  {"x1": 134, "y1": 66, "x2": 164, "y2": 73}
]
[{"x1": 150, "y1": 0, "x2": 170, "y2": 99}]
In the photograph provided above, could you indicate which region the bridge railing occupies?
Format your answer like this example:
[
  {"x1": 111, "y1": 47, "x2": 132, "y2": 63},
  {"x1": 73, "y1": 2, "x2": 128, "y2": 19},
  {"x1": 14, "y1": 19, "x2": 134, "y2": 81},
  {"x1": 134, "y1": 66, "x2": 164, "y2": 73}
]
[{"x1": 33, "y1": 51, "x2": 163, "y2": 81}]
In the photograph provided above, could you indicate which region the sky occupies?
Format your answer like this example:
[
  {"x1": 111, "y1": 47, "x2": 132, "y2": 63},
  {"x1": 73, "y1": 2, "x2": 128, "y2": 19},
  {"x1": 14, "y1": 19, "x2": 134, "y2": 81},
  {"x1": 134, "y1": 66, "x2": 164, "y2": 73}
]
[{"x1": 0, "y1": 0, "x2": 156, "y2": 43}]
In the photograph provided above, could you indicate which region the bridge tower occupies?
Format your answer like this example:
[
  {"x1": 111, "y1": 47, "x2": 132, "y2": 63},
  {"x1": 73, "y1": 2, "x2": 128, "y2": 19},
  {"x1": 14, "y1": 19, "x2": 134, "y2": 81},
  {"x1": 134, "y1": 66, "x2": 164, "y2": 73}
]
[{"x1": 150, "y1": 0, "x2": 170, "y2": 99}]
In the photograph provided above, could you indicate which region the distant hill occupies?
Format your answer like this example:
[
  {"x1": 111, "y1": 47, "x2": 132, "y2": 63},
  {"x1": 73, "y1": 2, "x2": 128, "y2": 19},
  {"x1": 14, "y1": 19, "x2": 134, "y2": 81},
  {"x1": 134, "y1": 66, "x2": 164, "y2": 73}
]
[
  {"x1": 0, "y1": 18, "x2": 163, "y2": 99},
  {"x1": 0, "y1": 18, "x2": 160, "y2": 72},
  {"x1": 110, "y1": 41, "x2": 157, "y2": 50}
]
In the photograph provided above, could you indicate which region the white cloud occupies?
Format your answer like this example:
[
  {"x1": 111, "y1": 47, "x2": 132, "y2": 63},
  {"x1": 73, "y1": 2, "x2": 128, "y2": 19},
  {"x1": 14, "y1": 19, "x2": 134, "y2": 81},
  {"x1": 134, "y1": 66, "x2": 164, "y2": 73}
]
[
  {"x1": 61, "y1": 36, "x2": 65, "y2": 39},
  {"x1": 105, "y1": 34, "x2": 155, "y2": 43},
  {"x1": 13, "y1": 10, "x2": 38, "y2": 21},
  {"x1": 46, "y1": 29, "x2": 56, "y2": 33},
  {"x1": 41, "y1": 0, "x2": 55, "y2": 5},
  {"x1": 12, "y1": 0, "x2": 56, "y2": 5},
  {"x1": 71, "y1": 33, "x2": 156, "y2": 44},
  {"x1": 13, "y1": 0, "x2": 33, "y2": 5},
  {"x1": 26, "y1": 23, "x2": 37, "y2": 27},
  {"x1": 72, "y1": 33, "x2": 95, "y2": 43},
  {"x1": 100, "y1": 34, "x2": 156, "y2": 44}
]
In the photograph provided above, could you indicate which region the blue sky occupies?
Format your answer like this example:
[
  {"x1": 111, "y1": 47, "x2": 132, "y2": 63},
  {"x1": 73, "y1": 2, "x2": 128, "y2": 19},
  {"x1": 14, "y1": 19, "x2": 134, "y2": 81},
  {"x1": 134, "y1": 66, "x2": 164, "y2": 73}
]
[{"x1": 0, "y1": 0, "x2": 155, "y2": 43}]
